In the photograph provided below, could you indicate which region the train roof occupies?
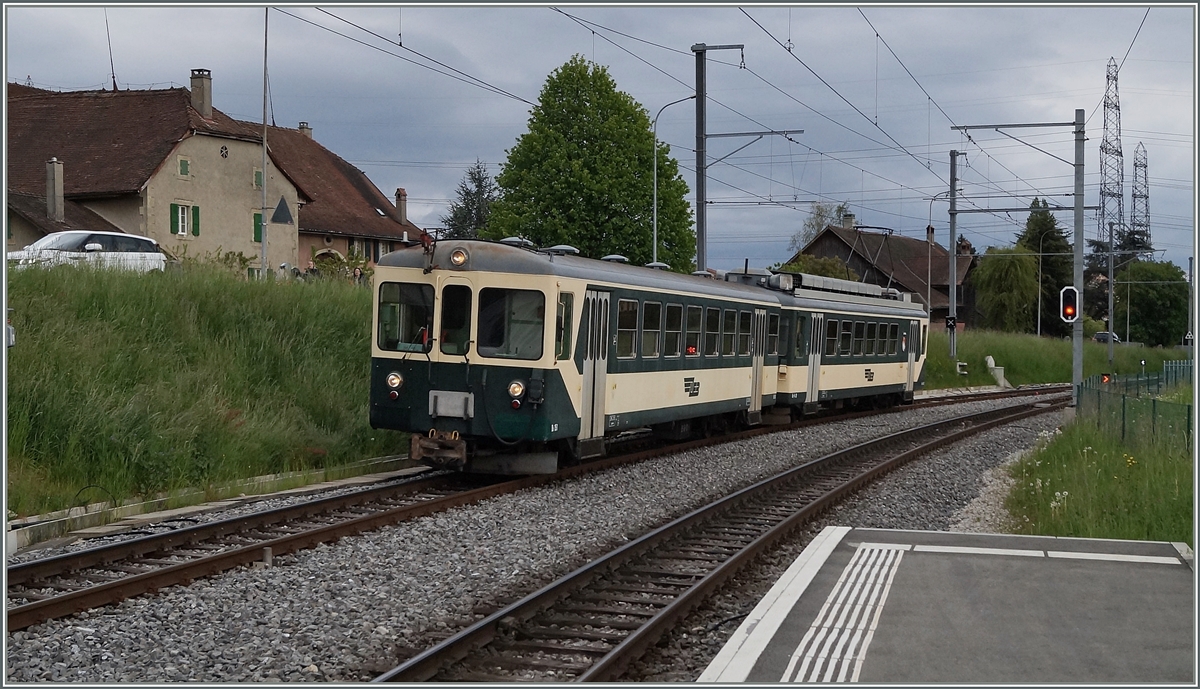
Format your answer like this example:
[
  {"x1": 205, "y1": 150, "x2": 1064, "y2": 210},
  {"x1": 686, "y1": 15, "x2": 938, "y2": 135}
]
[
  {"x1": 377, "y1": 239, "x2": 776, "y2": 303},
  {"x1": 377, "y1": 239, "x2": 928, "y2": 317}
]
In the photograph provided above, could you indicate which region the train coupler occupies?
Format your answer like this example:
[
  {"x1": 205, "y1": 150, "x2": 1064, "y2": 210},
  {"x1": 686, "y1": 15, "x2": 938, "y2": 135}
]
[{"x1": 411, "y1": 429, "x2": 467, "y2": 468}]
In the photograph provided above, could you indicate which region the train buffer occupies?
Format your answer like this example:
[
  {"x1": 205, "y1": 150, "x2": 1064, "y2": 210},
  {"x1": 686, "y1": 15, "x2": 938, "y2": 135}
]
[{"x1": 700, "y1": 526, "x2": 1193, "y2": 683}]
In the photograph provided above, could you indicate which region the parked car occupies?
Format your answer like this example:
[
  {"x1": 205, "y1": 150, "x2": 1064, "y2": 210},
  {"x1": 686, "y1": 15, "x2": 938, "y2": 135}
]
[
  {"x1": 1092, "y1": 331, "x2": 1121, "y2": 343},
  {"x1": 7, "y1": 230, "x2": 166, "y2": 273}
]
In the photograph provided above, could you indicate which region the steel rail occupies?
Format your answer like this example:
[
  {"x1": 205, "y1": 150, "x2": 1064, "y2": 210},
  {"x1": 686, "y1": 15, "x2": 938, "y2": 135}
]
[
  {"x1": 373, "y1": 399, "x2": 1065, "y2": 682},
  {"x1": 8, "y1": 386, "x2": 1066, "y2": 631}
]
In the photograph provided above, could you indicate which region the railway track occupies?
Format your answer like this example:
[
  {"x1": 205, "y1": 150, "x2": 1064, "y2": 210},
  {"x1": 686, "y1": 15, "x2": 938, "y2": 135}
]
[
  {"x1": 373, "y1": 397, "x2": 1068, "y2": 682},
  {"x1": 6, "y1": 385, "x2": 1068, "y2": 632}
]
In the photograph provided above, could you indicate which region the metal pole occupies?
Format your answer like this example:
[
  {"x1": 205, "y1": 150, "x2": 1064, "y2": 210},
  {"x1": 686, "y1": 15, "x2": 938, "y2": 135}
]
[
  {"x1": 652, "y1": 95, "x2": 694, "y2": 267},
  {"x1": 1108, "y1": 221, "x2": 1115, "y2": 365},
  {"x1": 948, "y1": 150, "x2": 959, "y2": 359},
  {"x1": 1037, "y1": 232, "x2": 1047, "y2": 337},
  {"x1": 1073, "y1": 109, "x2": 1085, "y2": 394},
  {"x1": 926, "y1": 224, "x2": 934, "y2": 318},
  {"x1": 1190, "y1": 256, "x2": 1195, "y2": 352},
  {"x1": 693, "y1": 44, "x2": 707, "y2": 272},
  {"x1": 260, "y1": 7, "x2": 269, "y2": 279}
]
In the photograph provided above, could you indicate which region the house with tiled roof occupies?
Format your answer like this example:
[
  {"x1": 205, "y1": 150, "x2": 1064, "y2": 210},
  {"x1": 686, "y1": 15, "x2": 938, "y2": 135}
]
[
  {"x1": 786, "y1": 215, "x2": 978, "y2": 327},
  {"x1": 260, "y1": 123, "x2": 423, "y2": 266},
  {"x1": 7, "y1": 70, "x2": 419, "y2": 271}
]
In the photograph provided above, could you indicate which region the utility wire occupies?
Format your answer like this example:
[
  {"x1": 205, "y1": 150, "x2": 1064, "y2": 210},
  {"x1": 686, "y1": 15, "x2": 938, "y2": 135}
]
[
  {"x1": 274, "y1": 8, "x2": 533, "y2": 105},
  {"x1": 315, "y1": 7, "x2": 534, "y2": 105}
]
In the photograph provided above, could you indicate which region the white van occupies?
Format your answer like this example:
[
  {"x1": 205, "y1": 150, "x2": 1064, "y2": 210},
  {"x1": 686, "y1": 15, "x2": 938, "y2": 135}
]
[{"x1": 8, "y1": 231, "x2": 167, "y2": 273}]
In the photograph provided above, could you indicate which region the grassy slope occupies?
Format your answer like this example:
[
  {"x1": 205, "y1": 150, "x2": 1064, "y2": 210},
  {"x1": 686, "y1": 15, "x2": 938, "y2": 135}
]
[
  {"x1": 923, "y1": 329, "x2": 1189, "y2": 389},
  {"x1": 6, "y1": 265, "x2": 408, "y2": 516}
]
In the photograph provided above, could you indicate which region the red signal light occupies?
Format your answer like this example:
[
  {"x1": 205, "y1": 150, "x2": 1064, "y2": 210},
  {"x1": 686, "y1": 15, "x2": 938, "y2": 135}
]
[{"x1": 1059, "y1": 286, "x2": 1080, "y2": 323}]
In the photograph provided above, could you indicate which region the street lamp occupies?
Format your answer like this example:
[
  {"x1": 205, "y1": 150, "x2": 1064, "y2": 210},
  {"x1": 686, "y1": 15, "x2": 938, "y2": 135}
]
[{"x1": 651, "y1": 95, "x2": 695, "y2": 268}]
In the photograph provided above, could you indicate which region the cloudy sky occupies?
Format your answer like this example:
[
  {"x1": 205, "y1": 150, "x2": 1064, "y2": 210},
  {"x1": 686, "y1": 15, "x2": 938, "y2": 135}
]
[{"x1": 5, "y1": 4, "x2": 1195, "y2": 273}]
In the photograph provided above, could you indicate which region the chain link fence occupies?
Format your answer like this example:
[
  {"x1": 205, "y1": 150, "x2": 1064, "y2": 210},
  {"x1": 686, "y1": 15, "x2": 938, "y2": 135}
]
[{"x1": 1076, "y1": 360, "x2": 1193, "y2": 453}]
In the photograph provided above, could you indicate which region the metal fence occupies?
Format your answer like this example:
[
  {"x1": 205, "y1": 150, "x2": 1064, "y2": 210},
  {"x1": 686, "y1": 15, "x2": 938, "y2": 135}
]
[{"x1": 1076, "y1": 362, "x2": 1194, "y2": 452}]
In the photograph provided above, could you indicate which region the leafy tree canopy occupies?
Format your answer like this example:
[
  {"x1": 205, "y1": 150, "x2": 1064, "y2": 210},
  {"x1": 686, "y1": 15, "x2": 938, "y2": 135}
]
[
  {"x1": 485, "y1": 56, "x2": 695, "y2": 271},
  {"x1": 1016, "y1": 198, "x2": 1072, "y2": 337},
  {"x1": 773, "y1": 254, "x2": 859, "y2": 281},
  {"x1": 968, "y1": 245, "x2": 1039, "y2": 333},
  {"x1": 788, "y1": 201, "x2": 849, "y2": 254},
  {"x1": 440, "y1": 160, "x2": 498, "y2": 240},
  {"x1": 1112, "y1": 260, "x2": 1189, "y2": 347}
]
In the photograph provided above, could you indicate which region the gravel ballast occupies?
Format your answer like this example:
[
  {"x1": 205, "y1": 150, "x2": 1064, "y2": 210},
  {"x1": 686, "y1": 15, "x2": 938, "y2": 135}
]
[{"x1": 5, "y1": 398, "x2": 1066, "y2": 683}]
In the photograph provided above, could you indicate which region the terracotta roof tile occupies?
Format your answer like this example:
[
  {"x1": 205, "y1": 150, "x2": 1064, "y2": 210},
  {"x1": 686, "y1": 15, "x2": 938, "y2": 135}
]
[
  {"x1": 259, "y1": 124, "x2": 422, "y2": 240},
  {"x1": 6, "y1": 192, "x2": 126, "y2": 237},
  {"x1": 7, "y1": 86, "x2": 259, "y2": 197}
]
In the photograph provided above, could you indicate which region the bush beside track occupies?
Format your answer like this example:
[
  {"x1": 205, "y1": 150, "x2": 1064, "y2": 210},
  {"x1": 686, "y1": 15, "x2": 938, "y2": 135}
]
[{"x1": 5, "y1": 264, "x2": 409, "y2": 517}]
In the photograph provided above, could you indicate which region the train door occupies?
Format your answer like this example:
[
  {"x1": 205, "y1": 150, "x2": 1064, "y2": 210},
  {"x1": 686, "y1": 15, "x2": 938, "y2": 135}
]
[
  {"x1": 748, "y1": 308, "x2": 767, "y2": 423},
  {"x1": 578, "y1": 290, "x2": 610, "y2": 458},
  {"x1": 805, "y1": 313, "x2": 823, "y2": 413},
  {"x1": 905, "y1": 319, "x2": 919, "y2": 395}
]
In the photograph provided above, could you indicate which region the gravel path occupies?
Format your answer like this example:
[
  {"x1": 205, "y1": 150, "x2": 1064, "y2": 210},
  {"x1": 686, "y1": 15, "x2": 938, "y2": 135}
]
[{"x1": 5, "y1": 398, "x2": 1065, "y2": 683}]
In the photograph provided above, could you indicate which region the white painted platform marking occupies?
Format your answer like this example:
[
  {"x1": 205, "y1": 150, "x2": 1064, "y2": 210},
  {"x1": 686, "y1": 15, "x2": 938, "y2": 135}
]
[{"x1": 780, "y1": 542, "x2": 906, "y2": 683}]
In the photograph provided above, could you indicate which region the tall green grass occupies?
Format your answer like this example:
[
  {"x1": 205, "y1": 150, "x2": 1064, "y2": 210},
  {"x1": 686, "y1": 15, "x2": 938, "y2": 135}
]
[
  {"x1": 923, "y1": 329, "x2": 1190, "y2": 389},
  {"x1": 1005, "y1": 421, "x2": 1193, "y2": 547},
  {"x1": 6, "y1": 264, "x2": 407, "y2": 516}
]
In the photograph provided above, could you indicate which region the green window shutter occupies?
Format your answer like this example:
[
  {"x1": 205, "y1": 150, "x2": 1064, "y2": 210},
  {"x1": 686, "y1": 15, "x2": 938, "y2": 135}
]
[
  {"x1": 170, "y1": 203, "x2": 179, "y2": 234},
  {"x1": 254, "y1": 170, "x2": 263, "y2": 188},
  {"x1": 179, "y1": 158, "x2": 189, "y2": 176},
  {"x1": 192, "y1": 205, "x2": 200, "y2": 236},
  {"x1": 253, "y1": 213, "x2": 262, "y2": 242}
]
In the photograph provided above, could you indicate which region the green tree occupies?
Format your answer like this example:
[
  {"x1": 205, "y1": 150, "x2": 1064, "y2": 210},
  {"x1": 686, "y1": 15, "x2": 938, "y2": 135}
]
[
  {"x1": 1112, "y1": 260, "x2": 1188, "y2": 346},
  {"x1": 440, "y1": 159, "x2": 498, "y2": 240},
  {"x1": 773, "y1": 254, "x2": 859, "y2": 281},
  {"x1": 1015, "y1": 198, "x2": 1072, "y2": 337},
  {"x1": 788, "y1": 201, "x2": 849, "y2": 253},
  {"x1": 968, "y1": 245, "x2": 1039, "y2": 332},
  {"x1": 485, "y1": 56, "x2": 694, "y2": 271}
]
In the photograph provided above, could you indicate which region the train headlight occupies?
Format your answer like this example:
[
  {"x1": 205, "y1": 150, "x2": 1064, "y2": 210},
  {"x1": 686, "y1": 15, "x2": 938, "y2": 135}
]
[
  {"x1": 386, "y1": 372, "x2": 404, "y2": 389},
  {"x1": 507, "y1": 380, "x2": 526, "y2": 399},
  {"x1": 449, "y1": 248, "x2": 469, "y2": 267}
]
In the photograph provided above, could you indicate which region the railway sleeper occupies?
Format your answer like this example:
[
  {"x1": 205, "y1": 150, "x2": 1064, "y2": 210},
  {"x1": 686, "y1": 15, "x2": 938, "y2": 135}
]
[
  {"x1": 620, "y1": 567, "x2": 704, "y2": 580},
  {"x1": 557, "y1": 603, "x2": 660, "y2": 617},
  {"x1": 537, "y1": 615, "x2": 646, "y2": 631},
  {"x1": 656, "y1": 551, "x2": 727, "y2": 563},
  {"x1": 579, "y1": 592, "x2": 674, "y2": 605},
  {"x1": 518, "y1": 626, "x2": 628, "y2": 643},
  {"x1": 498, "y1": 639, "x2": 613, "y2": 656},
  {"x1": 473, "y1": 654, "x2": 594, "y2": 673}
]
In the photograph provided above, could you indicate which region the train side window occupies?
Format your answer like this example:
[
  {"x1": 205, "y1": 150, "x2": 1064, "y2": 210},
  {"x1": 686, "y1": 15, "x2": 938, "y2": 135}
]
[
  {"x1": 795, "y1": 315, "x2": 807, "y2": 359},
  {"x1": 722, "y1": 309, "x2": 737, "y2": 356},
  {"x1": 838, "y1": 320, "x2": 853, "y2": 356},
  {"x1": 887, "y1": 323, "x2": 900, "y2": 355},
  {"x1": 922, "y1": 324, "x2": 928, "y2": 355},
  {"x1": 642, "y1": 301, "x2": 662, "y2": 358},
  {"x1": 704, "y1": 307, "x2": 720, "y2": 356},
  {"x1": 864, "y1": 322, "x2": 877, "y2": 356},
  {"x1": 876, "y1": 321, "x2": 889, "y2": 355},
  {"x1": 555, "y1": 292, "x2": 574, "y2": 360},
  {"x1": 685, "y1": 305, "x2": 702, "y2": 356},
  {"x1": 478, "y1": 288, "x2": 545, "y2": 360},
  {"x1": 665, "y1": 303, "x2": 683, "y2": 357},
  {"x1": 852, "y1": 321, "x2": 866, "y2": 356},
  {"x1": 767, "y1": 313, "x2": 779, "y2": 355},
  {"x1": 616, "y1": 299, "x2": 638, "y2": 359},
  {"x1": 824, "y1": 319, "x2": 838, "y2": 356},
  {"x1": 737, "y1": 311, "x2": 752, "y2": 355},
  {"x1": 378, "y1": 282, "x2": 434, "y2": 353},
  {"x1": 439, "y1": 284, "x2": 472, "y2": 355}
]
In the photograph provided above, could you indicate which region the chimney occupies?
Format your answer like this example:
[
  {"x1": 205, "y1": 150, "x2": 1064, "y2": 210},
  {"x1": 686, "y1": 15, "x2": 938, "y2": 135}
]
[
  {"x1": 46, "y1": 157, "x2": 64, "y2": 223},
  {"x1": 190, "y1": 68, "x2": 212, "y2": 119},
  {"x1": 298, "y1": 121, "x2": 313, "y2": 139},
  {"x1": 395, "y1": 188, "x2": 408, "y2": 223},
  {"x1": 841, "y1": 212, "x2": 856, "y2": 229}
]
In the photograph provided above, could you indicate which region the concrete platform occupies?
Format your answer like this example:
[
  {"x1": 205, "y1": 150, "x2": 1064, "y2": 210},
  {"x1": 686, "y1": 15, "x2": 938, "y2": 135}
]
[{"x1": 700, "y1": 526, "x2": 1194, "y2": 683}]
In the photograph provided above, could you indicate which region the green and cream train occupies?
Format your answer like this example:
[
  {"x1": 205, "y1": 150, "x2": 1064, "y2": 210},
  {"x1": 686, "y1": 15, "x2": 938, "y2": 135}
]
[{"x1": 369, "y1": 238, "x2": 929, "y2": 474}]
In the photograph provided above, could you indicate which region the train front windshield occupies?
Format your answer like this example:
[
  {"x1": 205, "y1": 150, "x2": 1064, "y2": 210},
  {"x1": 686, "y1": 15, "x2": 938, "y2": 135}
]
[{"x1": 378, "y1": 282, "x2": 434, "y2": 352}]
